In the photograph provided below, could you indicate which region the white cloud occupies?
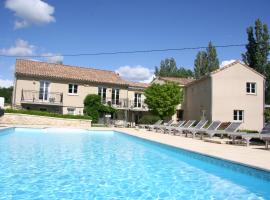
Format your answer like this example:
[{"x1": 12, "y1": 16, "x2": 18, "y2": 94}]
[
  {"x1": 220, "y1": 60, "x2": 236, "y2": 67},
  {"x1": 116, "y1": 65, "x2": 154, "y2": 83},
  {"x1": 0, "y1": 79, "x2": 13, "y2": 88},
  {"x1": 5, "y1": 0, "x2": 55, "y2": 29},
  {"x1": 42, "y1": 53, "x2": 63, "y2": 64},
  {"x1": 0, "y1": 39, "x2": 35, "y2": 56}
]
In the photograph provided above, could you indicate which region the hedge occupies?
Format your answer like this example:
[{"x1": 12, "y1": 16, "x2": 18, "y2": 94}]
[{"x1": 4, "y1": 109, "x2": 92, "y2": 120}]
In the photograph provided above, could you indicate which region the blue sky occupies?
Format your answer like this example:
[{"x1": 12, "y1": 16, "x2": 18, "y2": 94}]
[{"x1": 0, "y1": 0, "x2": 270, "y2": 87}]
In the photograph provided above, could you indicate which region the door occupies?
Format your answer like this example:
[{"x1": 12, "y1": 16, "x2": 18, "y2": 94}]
[
  {"x1": 39, "y1": 81, "x2": 50, "y2": 101},
  {"x1": 134, "y1": 93, "x2": 142, "y2": 107}
]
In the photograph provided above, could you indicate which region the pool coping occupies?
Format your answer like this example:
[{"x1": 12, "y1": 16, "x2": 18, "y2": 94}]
[{"x1": 1, "y1": 125, "x2": 270, "y2": 173}]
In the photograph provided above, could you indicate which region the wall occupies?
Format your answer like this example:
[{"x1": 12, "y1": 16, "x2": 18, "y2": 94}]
[
  {"x1": 0, "y1": 113, "x2": 92, "y2": 129},
  {"x1": 211, "y1": 63, "x2": 264, "y2": 131},
  {"x1": 183, "y1": 78, "x2": 212, "y2": 121},
  {"x1": 13, "y1": 76, "x2": 131, "y2": 115}
]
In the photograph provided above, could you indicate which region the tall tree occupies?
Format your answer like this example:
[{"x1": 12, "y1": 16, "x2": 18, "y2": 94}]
[
  {"x1": 242, "y1": 19, "x2": 270, "y2": 103},
  {"x1": 194, "y1": 42, "x2": 219, "y2": 79},
  {"x1": 207, "y1": 41, "x2": 219, "y2": 71},
  {"x1": 144, "y1": 83, "x2": 183, "y2": 119},
  {"x1": 194, "y1": 51, "x2": 208, "y2": 79},
  {"x1": 155, "y1": 58, "x2": 193, "y2": 78}
]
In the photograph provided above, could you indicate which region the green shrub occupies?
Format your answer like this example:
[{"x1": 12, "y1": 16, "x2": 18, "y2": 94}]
[
  {"x1": 5, "y1": 108, "x2": 92, "y2": 120},
  {"x1": 83, "y1": 94, "x2": 116, "y2": 123},
  {"x1": 265, "y1": 109, "x2": 270, "y2": 122},
  {"x1": 138, "y1": 115, "x2": 160, "y2": 125}
]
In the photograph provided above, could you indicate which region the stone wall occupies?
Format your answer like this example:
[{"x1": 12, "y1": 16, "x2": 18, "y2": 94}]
[{"x1": 0, "y1": 113, "x2": 91, "y2": 129}]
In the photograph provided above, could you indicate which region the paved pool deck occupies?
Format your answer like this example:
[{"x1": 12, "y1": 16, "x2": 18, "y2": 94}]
[
  {"x1": 112, "y1": 128, "x2": 270, "y2": 172},
  {"x1": 1, "y1": 125, "x2": 270, "y2": 172}
]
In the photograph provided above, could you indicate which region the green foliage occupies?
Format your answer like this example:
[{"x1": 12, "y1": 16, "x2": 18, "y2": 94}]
[
  {"x1": 155, "y1": 58, "x2": 193, "y2": 78},
  {"x1": 83, "y1": 94, "x2": 116, "y2": 123},
  {"x1": 265, "y1": 109, "x2": 270, "y2": 122},
  {"x1": 5, "y1": 108, "x2": 92, "y2": 120},
  {"x1": 194, "y1": 42, "x2": 219, "y2": 79},
  {"x1": 0, "y1": 87, "x2": 13, "y2": 104},
  {"x1": 144, "y1": 82, "x2": 183, "y2": 119},
  {"x1": 194, "y1": 51, "x2": 208, "y2": 79},
  {"x1": 242, "y1": 19, "x2": 270, "y2": 103},
  {"x1": 138, "y1": 115, "x2": 160, "y2": 125}
]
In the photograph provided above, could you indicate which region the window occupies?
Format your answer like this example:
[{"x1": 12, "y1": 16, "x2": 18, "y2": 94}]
[
  {"x1": 67, "y1": 107, "x2": 75, "y2": 115},
  {"x1": 98, "y1": 87, "x2": 107, "y2": 103},
  {"x1": 39, "y1": 81, "x2": 50, "y2": 101},
  {"x1": 134, "y1": 93, "x2": 142, "y2": 107},
  {"x1": 112, "y1": 88, "x2": 120, "y2": 105},
  {"x1": 246, "y1": 82, "x2": 256, "y2": 94},
  {"x1": 233, "y1": 110, "x2": 244, "y2": 122},
  {"x1": 68, "y1": 84, "x2": 78, "y2": 94}
]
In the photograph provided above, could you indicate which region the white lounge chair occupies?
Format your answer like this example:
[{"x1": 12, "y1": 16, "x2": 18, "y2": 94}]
[
  {"x1": 173, "y1": 120, "x2": 196, "y2": 136},
  {"x1": 196, "y1": 121, "x2": 222, "y2": 139},
  {"x1": 155, "y1": 120, "x2": 174, "y2": 132},
  {"x1": 204, "y1": 122, "x2": 242, "y2": 138},
  {"x1": 231, "y1": 123, "x2": 270, "y2": 147},
  {"x1": 183, "y1": 119, "x2": 208, "y2": 138},
  {"x1": 163, "y1": 120, "x2": 186, "y2": 134},
  {"x1": 147, "y1": 120, "x2": 163, "y2": 131}
]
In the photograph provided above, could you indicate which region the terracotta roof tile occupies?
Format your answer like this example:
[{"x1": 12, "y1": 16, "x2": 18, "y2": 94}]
[
  {"x1": 125, "y1": 81, "x2": 149, "y2": 88},
  {"x1": 158, "y1": 77, "x2": 194, "y2": 85},
  {"x1": 15, "y1": 59, "x2": 131, "y2": 86}
]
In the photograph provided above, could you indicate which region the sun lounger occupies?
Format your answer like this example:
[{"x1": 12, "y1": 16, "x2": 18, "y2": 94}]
[
  {"x1": 182, "y1": 119, "x2": 208, "y2": 138},
  {"x1": 231, "y1": 123, "x2": 270, "y2": 147},
  {"x1": 140, "y1": 120, "x2": 162, "y2": 129},
  {"x1": 155, "y1": 120, "x2": 174, "y2": 132},
  {"x1": 173, "y1": 120, "x2": 196, "y2": 135},
  {"x1": 162, "y1": 120, "x2": 186, "y2": 134},
  {"x1": 196, "y1": 121, "x2": 222, "y2": 139},
  {"x1": 204, "y1": 122, "x2": 242, "y2": 138},
  {"x1": 147, "y1": 120, "x2": 164, "y2": 131}
]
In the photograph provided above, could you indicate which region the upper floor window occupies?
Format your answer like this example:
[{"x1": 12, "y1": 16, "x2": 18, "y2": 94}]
[
  {"x1": 134, "y1": 93, "x2": 142, "y2": 107},
  {"x1": 233, "y1": 110, "x2": 244, "y2": 122},
  {"x1": 98, "y1": 87, "x2": 107, "y2": 103},
  {"x1": 246, "y1": 82, "x2": 256, "y2": 94},
  {"x1": 69, "y1": 84, "x2": 78, "y2": 94},
  {"x1": 112, "y1": 88, "x2": 120, "y2": 105}
]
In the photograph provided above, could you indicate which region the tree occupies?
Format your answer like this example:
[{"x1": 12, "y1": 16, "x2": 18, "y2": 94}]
[
  {"x1": 144, "y1": 83, "x2": 183, "y2": 119},
  {"x1": 242, "y1": 19, "x2": 270, "y2": 103},
  {"x1": 194, "y1": 51, "x2": 208, "y2": 79},
  {"x1": 194, "y1": 42, "x2": 219, "y2": 79},
  {"x1": 0, "y1": 87, "x2": 13, "y2": 104},
  {"x1": 84, "y1": 94, "x2": 116, "y2": 123},
  {"x1": 155, "y1": 58, "x2": 194, "y2": 78},
  {"x1": 207, "y1": 41, "x2": 219, "y2": 71}
]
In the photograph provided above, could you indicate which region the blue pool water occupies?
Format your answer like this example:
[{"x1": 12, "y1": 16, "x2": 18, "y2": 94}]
[{"x1": 0, "y1": 128, "x2": 270, "y2": 200}]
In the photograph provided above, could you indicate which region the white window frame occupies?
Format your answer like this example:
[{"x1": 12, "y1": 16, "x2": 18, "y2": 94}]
[
  {"x1": 233, "y1": 110, "x2": 244, "y2": 122},
  {"x1": 39, "y1": 80, "x2": 50, "y2": 101},
  {"x1": 68, "y1": 84, "x2": 78, "y2": 95},
  {"x1": 134, "y1": 93, "x2": 142, "y2": 108},
  {"x1": 67, "y1": 107, "x2": 76, "y2": 115},
  {"x1": 246, "y1": 82, "x2": 256, "y2": 95},
  {"x1": 112, "y1": 88, "x2": 120, "y2": 105},
  {"x1": 98, "y1": 87, "x2": 107, "y2": 103}
]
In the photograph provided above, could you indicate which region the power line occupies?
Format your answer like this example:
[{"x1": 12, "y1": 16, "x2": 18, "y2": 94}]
[{"x1": 0, "y1": 44, "x2": 246, "y2": 58}]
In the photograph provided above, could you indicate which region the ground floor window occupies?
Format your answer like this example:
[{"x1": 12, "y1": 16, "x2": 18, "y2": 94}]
[
  {"x1": 233, "y1": 110, "x2": 244, "y2": 122},
  {"x1": 177, "y1": 110, "x2": 184, "y2": 121},
  {"x1": 67, "y1": 107, "x2": 76, "y2": 115}
]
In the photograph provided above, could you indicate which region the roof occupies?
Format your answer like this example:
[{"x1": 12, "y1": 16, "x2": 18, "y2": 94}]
[
  {"x1": 186, "y1": 60, "x2": 265, "y2": 86},
  {"x1": 125, "y1": 81, "x2": 149, "y2": 88},
  {"x1": 155, "y1": 76, "x2": 194, "y2": 86},
  {"x1": 15, "y1": 59, "x2": 146, "y2": 87}
]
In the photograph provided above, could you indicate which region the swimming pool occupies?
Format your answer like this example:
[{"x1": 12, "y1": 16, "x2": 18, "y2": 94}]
[{"x1": 0, "y1": 128, "x2": 269, "y2": 199}]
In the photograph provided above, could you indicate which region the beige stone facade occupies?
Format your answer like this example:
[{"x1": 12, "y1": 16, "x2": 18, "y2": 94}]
[{"x1": 183, "y1": 62, "x2": 265, "y2": 131}]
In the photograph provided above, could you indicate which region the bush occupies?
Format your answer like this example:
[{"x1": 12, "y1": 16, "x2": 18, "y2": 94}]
[
  {"x1": 83, "y1": 94, "x2": 116, "y2": 123},
  {"x1": 265, "y1": 109, "x2": 270, "y2": 122},
  {"x1": 138, "y1": 115, "x2": 160, "y2": 125},
  {"x1": 5, "y1": 108, "x2": 92, "y2": 120}
]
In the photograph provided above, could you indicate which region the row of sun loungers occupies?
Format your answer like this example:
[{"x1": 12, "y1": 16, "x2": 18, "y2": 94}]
[{"x1": 139, "y1": 119, "x2": 270, "y2": 149}]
